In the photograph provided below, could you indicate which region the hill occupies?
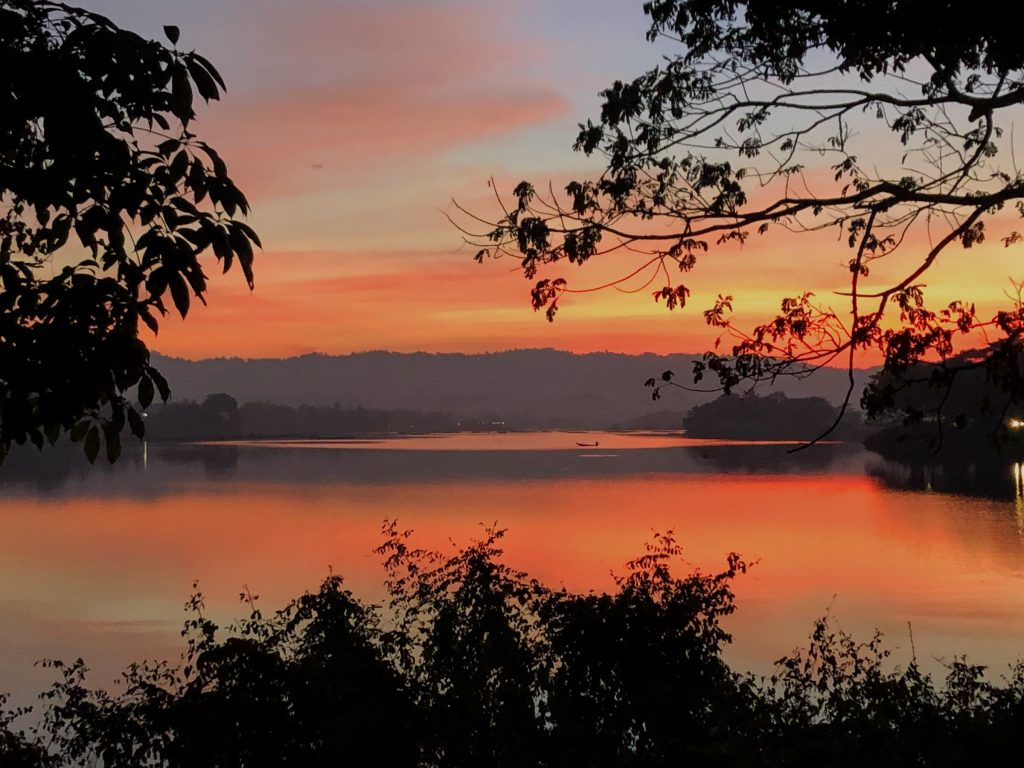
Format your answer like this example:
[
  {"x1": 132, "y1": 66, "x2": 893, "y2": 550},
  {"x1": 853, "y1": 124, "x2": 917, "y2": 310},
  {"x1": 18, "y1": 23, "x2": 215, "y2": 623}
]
[{"x1": 149, "y1": 349, "x2": 875, "y2": 430}]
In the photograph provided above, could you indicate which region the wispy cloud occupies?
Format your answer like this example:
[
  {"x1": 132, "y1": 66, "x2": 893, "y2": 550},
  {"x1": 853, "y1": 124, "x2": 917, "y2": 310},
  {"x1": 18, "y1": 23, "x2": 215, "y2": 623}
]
[{"x1": 194, "y1": 1, "x2": 568, "y2": 201}]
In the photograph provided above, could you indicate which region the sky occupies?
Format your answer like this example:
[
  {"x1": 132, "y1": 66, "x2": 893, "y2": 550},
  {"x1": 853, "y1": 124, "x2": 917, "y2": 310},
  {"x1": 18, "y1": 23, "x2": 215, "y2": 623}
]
[{"x1": 77, "y1": 0, "x2": 1024, "y2": 361}]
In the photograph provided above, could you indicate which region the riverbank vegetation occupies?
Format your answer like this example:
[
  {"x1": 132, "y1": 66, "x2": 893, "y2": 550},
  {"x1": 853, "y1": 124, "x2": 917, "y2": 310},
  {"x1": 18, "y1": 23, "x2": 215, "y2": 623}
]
[
  {"x1": 143, "y1": 394, "x2": 463, "y2": 441},
  {"x1": 682, "y1": 392, "x2": 866, "y2": 441},
  {"x1": 2, "y1": 525, "x2": 1021, "y2": 766}
]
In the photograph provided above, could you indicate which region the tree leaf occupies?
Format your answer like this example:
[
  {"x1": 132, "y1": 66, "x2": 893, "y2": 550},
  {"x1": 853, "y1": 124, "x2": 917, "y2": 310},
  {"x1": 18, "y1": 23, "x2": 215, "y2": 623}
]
[
  {"x1": 169, "y1": 149, "x2": 189, "y2": 182},
  {"x1": 83, "y1": 426, "x2": 100, "y2": 463},
  {"x1": 127, "y1": 407, "x2": 146, "y2": 439},
  {"x1": 138, "y1": 375, "x2": 155, "y2": 408},
  {"x1": 170, "y1": 273, "x2": 191, "y2": 318},
  {"x1": 106, "y1": 432, "x2": 122, "y2": 463},
  {"x1": 230, "y1": 227, "x2": 255, "y2": 289},
  {"x1": 138, "y1": 304, "x2": 160, "y2": 335},
  {"x1": 186, "y1": 56, "x2": 221, "y2": 102},
  {"x1": 191, "y1": 53, "x2": 226, "y2": 90},
  {"x1": 171, "y1": 64, "x2": 193, "y2": 120},
  {"x1": 150, "y1": 368, "x2": 171, "y2": 402},
  {"x1": 70, "y1": 420, "x2": 91, "y2": 442}
]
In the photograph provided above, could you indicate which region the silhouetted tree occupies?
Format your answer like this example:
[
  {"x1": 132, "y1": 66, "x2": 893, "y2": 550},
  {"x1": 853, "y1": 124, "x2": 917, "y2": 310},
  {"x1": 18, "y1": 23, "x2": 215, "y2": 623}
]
[
  {"x1": 200, "y1": 393, "x2": 239, "y2": 419},
  {"x1": 541, "y1": 533, "x2": 751, "y2": 766},
  {"x1": 683, "y1": 391, "x2": 848, "y2": 440},
  {"x1": 20, "y1": 579, "x2": 417, "y2": 767},
  {"x1": 868, "y1": 347, "x2": 1024, "y2": 438},
  {"x1": 862, "y1": 350, "x2": 1024, "y2": 459},
  {"x1": 377, "y1": 523, "x2": 550, "y2": 768},
  {"x1": 0, "y1": 1, "x2": 258, "y2": 463},
  {"x1": 0, "y1": 694, "x2": 46, "y2": 766},
  {"x1": 459, "y1": 0, "x2": 1024, "y2": 434}
]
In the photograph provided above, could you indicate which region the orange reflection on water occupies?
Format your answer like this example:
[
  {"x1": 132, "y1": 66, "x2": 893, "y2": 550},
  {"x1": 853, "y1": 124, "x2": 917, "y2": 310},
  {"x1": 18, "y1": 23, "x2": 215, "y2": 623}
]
[{"x1": 2, "y1": 468, "x2": 1024, "y2": 700}]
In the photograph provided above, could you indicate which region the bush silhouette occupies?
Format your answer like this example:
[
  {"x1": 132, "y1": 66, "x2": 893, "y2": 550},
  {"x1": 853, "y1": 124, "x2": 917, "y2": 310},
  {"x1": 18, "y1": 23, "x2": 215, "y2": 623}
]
[{"x1": 2, "y1": 524, "x2": 1022, "y2": 766}]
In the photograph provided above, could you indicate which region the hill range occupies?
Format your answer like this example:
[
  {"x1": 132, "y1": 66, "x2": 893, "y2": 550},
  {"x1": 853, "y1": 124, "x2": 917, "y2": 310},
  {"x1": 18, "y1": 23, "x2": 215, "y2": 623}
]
[{"x1": 150, "y1": 349, "x2": 876, "y2": 430}]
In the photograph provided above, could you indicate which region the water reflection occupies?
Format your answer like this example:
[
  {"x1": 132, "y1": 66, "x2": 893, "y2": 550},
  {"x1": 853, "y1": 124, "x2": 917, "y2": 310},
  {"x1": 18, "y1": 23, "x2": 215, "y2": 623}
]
[
  {"x1": 1015, "y1": 462, "x2": 1024, "y2": 535},
  {"x1": 1, "y1": 437, "x2": 1023, "y2": 707},
  {"x1": 0, "y1": 437, "x2": 861, "y2": 499},
  {"x1": 867, "y1": 453, "x2": 1024, "y2": 504}
]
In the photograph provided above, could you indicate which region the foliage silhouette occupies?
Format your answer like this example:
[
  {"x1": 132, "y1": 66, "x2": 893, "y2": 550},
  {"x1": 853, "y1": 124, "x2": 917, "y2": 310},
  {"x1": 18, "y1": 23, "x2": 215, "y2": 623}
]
[
  {"x1": 539, "y1": 533, "x2": 749, "y2": 766},
  {"x1": 863, "y1": 348, "x2": 1024, "y2": 456},
  {"x1": 457, "y1": 0, "x2": 1024, "y2": 435},
  {"x1": 2, "y1": 525, "x2": 1022, "y2": 766},
  {"x1": 378, "y1": 523, "x2": 550, "y2": 767},
  {"x1": 0, "y1": 1, "x2": 257, "y2": 464}
]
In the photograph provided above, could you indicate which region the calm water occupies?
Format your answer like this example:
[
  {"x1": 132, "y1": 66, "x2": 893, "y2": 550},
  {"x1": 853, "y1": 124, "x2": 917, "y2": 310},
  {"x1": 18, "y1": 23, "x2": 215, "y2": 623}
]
[{"x1": 2, "y1": 433, "x2": 1024, "y2": 705}]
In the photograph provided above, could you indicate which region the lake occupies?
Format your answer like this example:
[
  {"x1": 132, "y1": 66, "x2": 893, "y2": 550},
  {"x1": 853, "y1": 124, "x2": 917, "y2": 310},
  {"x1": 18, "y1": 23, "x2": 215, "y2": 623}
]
[{"x1": 2, "y1": 433, "x2": 1024, "y2": 706}]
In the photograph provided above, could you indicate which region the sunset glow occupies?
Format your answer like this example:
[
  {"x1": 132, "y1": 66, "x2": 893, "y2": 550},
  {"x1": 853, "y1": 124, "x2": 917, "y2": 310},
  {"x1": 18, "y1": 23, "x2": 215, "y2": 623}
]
[
  {"x1": 7, "y1": 2, "x2": 1024, "y2": 760},
  {"x1": 71, "y1": 0, "x2": 1024, "y2": 362}
]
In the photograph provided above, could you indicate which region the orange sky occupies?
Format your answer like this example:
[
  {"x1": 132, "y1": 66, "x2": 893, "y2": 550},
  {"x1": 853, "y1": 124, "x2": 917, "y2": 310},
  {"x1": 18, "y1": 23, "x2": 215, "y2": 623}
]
[
  {"x1": 146, "y1": 226, "x2": 1024, "y2": 363},
  {"x1": 79, "y1": 0, "x2": 1024, "y2": 361}
]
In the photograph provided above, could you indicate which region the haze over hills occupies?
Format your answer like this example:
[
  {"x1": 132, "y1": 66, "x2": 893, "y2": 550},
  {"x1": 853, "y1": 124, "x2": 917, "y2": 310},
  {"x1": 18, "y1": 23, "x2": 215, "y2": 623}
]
[{"x1": 151, "y1": 349, "x2": 876, "y2": 430}]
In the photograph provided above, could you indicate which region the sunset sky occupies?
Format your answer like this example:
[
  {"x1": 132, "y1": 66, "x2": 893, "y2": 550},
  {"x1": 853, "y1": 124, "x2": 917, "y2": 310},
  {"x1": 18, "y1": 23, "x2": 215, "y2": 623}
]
[{"x1": 80, "y1": 0, "x2": 1024, "y2": 360}]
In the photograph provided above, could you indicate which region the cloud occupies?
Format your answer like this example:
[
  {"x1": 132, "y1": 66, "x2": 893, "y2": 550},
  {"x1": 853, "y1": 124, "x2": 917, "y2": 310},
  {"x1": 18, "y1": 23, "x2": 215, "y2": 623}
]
[
  {"x1": 202, "y1": 85, "x2": 566, "y2": 199},
  {"x1": 191, "y1": 1, "x2": 569, "y2": 201},
  {"x1": 146, "y1": 244, "x2": 724, "y2": 359},
  {"x1": 237, "y1": 1, "x2": 526, "y2": 91}
]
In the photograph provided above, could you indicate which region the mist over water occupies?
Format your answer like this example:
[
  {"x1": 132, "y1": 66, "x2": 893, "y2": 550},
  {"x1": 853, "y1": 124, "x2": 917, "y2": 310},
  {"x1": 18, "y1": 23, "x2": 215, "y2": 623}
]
[{"x1": 2, "y1": 434, "x2": 1023, "y2": 706}]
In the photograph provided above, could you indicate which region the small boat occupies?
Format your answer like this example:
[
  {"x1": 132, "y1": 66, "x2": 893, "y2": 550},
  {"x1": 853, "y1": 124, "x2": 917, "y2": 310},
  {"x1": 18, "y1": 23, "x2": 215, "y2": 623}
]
[{"x1": 575, "y1": 441, "x2": 599, "y2": 447}]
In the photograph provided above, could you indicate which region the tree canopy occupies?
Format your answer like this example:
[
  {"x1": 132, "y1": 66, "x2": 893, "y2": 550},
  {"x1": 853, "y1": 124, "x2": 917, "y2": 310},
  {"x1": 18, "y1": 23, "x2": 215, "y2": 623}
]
[
  {"x1": 0, "y1": 1, "x2": 258, "y2": 463},
  {"x1": 682, "y1": 391, "x2": 847, "y2": 440},
  {"x1": 459, "y1": 0, "x2": 1024, "y2": 435}
]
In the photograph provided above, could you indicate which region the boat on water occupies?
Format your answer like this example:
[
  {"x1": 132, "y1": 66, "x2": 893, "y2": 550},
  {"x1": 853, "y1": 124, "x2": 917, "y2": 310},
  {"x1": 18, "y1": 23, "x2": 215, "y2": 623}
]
[{"x1": 575, "y1": 441, "x2": 599, "y2": 447}]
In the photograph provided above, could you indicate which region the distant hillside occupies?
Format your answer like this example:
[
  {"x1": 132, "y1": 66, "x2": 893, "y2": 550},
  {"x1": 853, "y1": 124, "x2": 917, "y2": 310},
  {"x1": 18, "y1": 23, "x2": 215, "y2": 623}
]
[{"x1": 150, "y1": 349, "x2": 876, "y2": 430}]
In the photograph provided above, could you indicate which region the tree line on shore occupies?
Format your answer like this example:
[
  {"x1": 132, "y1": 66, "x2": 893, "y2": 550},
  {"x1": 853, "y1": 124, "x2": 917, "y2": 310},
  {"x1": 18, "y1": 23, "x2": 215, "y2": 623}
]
[
  {"x1": 143, "y1": 390, "x2": 865, "y2": 442},
  {"x1": 141, "y1": 389, "x2": 873, "y2": 447},
  {"x1": 142, "y1": 394, "x2": 478, "y2": 441}
]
